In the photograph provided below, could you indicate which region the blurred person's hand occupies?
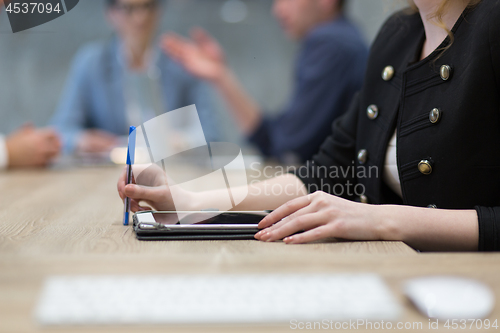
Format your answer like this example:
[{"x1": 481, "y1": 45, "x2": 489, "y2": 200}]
[
  {"x1": 162, "y1": 27, "x2": 262, "y2": 135},
  {"x1": 161, "y1": 28, "x2": 227, "y2": 83},
  {"x1": 77, "y1": 129, "x2": 118, "y2": 153},
  {"x1": 6, "y1": 125, "x2": 61, "y2": 168}
]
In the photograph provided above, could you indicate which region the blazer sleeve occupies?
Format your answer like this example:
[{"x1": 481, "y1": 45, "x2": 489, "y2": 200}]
[
  {"x1": 474, "y1": 207, "x2": 500, "y2": 251},
  {"x1": 50, "y1": 46, "x2": 94, "y2": 154},
  {"x1": 293, "y1": 92, "x2": 360, "y2": 201},
  {"x1": 474, "y1": 3, "x2": 500, "y2": 252}
]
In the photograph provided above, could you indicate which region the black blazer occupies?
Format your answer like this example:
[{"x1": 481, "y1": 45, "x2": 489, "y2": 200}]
[{"x1": 296, "y1": 0, "x2": 500, "y2": 251}]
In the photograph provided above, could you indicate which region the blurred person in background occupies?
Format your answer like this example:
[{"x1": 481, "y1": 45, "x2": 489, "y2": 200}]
[
  {"x1": 51, "y1": 0, "x2": 218, "y2": 155},
  {"x1": 163, "y1": 0, "x2": 368, "y2": 164},
  {"x1": 0, "y1": 0, "x2": 61, "y2": 169}
]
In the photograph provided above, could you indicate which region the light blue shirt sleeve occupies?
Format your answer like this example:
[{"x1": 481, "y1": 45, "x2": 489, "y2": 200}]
[{"x1": 50, "y1": 45, "x2": 97, "y2": 154}]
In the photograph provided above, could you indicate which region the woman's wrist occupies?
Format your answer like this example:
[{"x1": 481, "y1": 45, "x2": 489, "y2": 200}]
[
  {"x1": 370, "y1": 204, "x2": 479, "y2": 251},
  {"x1": 370, "y1": 204, "x2": 405, "y2": 242}
]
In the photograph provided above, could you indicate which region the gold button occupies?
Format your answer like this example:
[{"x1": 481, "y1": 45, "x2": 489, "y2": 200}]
[
  {"x1": 360, "y1": 195, "x2": 369, "y2": 204},
  {"x1": 367, "y1": 105, "x2": 379, "y2": 120},
  {"x1": 427, "y1": 204, "x2": 437, "y2": 209},
  {"x1": 357, "y1": 149, "x2": 368, "y2": 165},
  {"x1": 382, "y1": 66, "x2": 395, "y2": 81},
  {"x1": 418, "y1": 160, "x2": 433, "y2": 175},
  {"x1": 440, "y1": 65, "x2": 452, "y2": 81},
  {"x1": 429, "y1": 108, "x2": 441, "y2": 124}
]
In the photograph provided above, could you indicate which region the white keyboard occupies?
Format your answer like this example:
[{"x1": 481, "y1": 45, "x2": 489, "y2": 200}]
[{"x1": 35, "y1": 274, "x2": 401, "y2": 325}]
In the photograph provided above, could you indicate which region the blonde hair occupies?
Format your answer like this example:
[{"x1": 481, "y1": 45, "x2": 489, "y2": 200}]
[{"x1": 407, "y1": 0, "x2": 481, "y2": 57}]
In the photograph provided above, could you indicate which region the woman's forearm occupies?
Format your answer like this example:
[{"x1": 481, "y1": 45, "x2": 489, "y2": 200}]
[
  {"x1": 184, "y1": 172, "x2": 479, "y2": 251},
  {"x1": 190, "y1": 174, "x2": 308, "y2": 211},
  {"x1": 376, "y1": 205, "x2": 479, "y2": 251}
]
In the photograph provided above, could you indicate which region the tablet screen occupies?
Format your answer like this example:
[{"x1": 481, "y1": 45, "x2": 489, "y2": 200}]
[{"x1": 150, "y1": 211, "x2": 268, "y2": 225}]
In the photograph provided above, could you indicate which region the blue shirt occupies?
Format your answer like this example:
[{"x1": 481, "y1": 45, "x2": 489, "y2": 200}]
[
  {"x1": 51, "y1": 38, "x2": 218, "y2": 153},
  {"x1": 249, "y1": 16, "x2": 368, "y2": 163}
]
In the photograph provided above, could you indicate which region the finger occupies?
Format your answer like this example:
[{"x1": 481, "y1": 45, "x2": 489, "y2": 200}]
[
  {"x1": 130, "y1": 201, "x2": 154, "y2": 213},
  {"x1": 124, "y1": 184, "x2": 167, "y2": 203},
  {"x1": 48, "y1": 147, "x2": 60, "y2": 157},
  {"x1": 42, "y1": 142, "x2": 61, "y2": 154},
  {"x1": 21, "y1": 122, "x2": 35, "y2": 131},
  {"x1": 190, "y1": 27, "x2": 213, "y2": 46},
  {"x1": 45, "y1": 133, "x2": 62, "y2": 151},
  {"x1": 44, "y1": 150, "x2": 59, "y2": 161},
  {"x1": 255, "y1": 205, "x2": 315, "y2": 240},
  {"x1": 162, "y1": 40, "x2": 185, "y2": 62},
  {"x1": 119, "y1": 188, "x2": 126, "y2": 201},
  {"x1": 258, "y1": 212, "x2": 325, "y2": 242},
  {"x1": 119, "y1": 174, "x2": 137, "y2": 199},
  {"x1": 130, "y1": 200, "x2": 143, "y2": 213},
  {"x1": 161, "y1": 32, "x2": 184, "y2": 44},
  {"x1": 283, "y1": 225, "x2": 333, "y2": 244},
  {"x1": 161, "y1": 36, "x2": 180, "y2": 54},
  {"x1": 258, "y1": 195, "x2": 312, "y2": 229},
  {"x1": 134, "y1": 164, "x2": 166, "y2": 187},
  {"x1": 39, "y1": 144, "x2": 59, "y2": 158},
  {"x1": 117, "y1": 166, "x2": 128, "y2": 199},
  {"x1": 162, "y1": 33, "x2": 190, "y2": 53}
]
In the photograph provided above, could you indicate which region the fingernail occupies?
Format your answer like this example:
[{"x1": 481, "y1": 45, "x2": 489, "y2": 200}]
[
  {"x1": 260, "y1": 232, "x2": 271, "y2": 241},
  {"x1": 284, "y1": 236, "x2": 293, "y2": 243}
]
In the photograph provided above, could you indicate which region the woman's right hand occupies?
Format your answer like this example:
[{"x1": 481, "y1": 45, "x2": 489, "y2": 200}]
[{"x1": 117, "y1": 164, "x2": 189, "y2": 212}]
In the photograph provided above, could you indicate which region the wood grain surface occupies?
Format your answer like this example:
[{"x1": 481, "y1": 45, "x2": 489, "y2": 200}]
[{"x1": 0, "y1": 167, "x2": 499, "y2": 333}]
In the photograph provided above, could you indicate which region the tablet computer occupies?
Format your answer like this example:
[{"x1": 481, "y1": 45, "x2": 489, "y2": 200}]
[{"x1": 132, "y1": 211, "x2": 269, "y2": 241}]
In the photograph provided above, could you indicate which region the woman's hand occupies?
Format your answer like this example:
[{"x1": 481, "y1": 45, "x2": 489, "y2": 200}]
[
  {"x1": 255, "y1": 191, "x2": 387, "y2": 244},
  {"x1": 117, "y1": 164, "x2": 194, "y2": 212}
]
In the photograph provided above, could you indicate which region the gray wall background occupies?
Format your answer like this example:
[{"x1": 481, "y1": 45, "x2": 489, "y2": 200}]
[{"x1": 0, "y1": 0, "x2": 405, "y2": 142}]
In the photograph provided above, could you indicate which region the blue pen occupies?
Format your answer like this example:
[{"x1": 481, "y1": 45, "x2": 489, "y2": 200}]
[{"x1": 123, "y1": 126, "x2": 136, "y2": 226}]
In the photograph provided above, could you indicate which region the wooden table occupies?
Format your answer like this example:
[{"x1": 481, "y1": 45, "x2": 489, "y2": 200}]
[{"x1": 0, "y1": 167, "x2": 499, "y2": 332}]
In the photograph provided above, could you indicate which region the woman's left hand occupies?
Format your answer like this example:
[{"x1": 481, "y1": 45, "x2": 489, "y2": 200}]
[{"x1": 255, "y1": 191, "x2": 387, "y2": 244}]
